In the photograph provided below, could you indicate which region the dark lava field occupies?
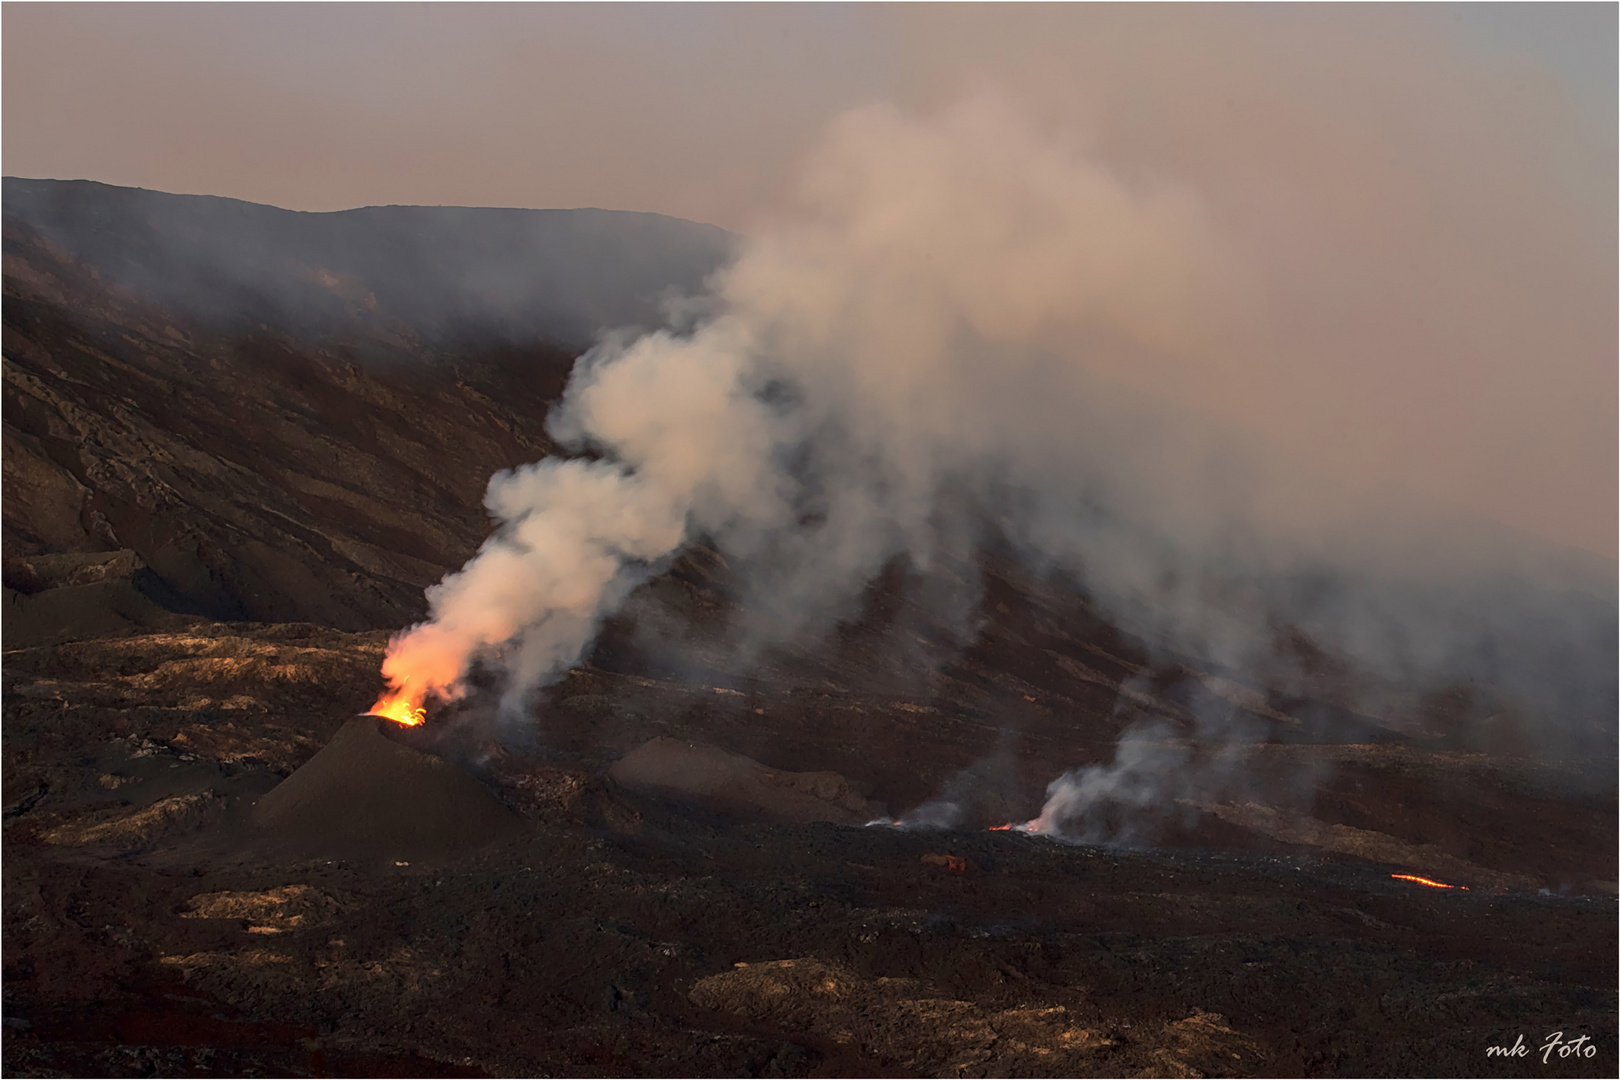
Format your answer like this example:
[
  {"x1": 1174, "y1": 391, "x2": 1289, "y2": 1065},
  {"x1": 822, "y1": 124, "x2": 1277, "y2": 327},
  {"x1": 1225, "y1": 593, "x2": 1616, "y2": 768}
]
[{"x1": 3, "y1": 180, "x2": 1616, "y2": 1077}]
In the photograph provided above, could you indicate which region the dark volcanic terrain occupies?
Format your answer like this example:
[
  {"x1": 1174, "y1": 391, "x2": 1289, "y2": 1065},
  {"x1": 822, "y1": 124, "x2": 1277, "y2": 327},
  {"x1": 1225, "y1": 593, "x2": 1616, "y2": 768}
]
[{"x1": 3, "y1": 181, "x2": 1615, "y2": 1078}]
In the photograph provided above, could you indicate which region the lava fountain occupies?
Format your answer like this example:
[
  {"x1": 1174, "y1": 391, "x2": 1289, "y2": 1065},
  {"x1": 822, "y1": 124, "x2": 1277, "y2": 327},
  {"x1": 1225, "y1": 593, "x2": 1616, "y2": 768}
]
[{"x1": 369, "y1": 681, "x2": 427, "y2": 727}]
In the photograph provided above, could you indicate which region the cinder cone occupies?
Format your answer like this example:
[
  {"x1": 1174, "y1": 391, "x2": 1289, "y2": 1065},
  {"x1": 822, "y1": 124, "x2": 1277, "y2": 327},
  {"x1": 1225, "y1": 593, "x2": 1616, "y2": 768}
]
[{"x1": 252, "y1": 714, "x2": 518, "y2": 860}]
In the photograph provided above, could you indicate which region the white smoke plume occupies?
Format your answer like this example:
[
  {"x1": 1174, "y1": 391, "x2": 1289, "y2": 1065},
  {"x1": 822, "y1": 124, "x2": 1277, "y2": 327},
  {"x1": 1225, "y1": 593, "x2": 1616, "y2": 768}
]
[
  {"x1": 1027, "y1": 726, "x2": 1192, "y2": 845},
  {"x1": 381, "y1": 91, "x2": 1614, "y2": 790}
]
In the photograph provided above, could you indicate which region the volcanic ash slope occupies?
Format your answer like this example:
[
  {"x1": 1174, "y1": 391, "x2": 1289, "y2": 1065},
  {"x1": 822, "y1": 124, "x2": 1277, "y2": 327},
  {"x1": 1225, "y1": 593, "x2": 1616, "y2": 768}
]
[{"x1": 251, "y1": 715, "x2": 519, "y2": 861}]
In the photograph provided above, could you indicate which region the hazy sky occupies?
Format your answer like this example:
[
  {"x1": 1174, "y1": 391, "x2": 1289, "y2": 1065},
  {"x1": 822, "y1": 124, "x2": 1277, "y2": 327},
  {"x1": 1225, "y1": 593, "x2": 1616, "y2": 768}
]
[
  {"x1": 5, "y1": 4, "x2": 1613, "y2": 227},
  {"x1": 3, "y1": 3, "x2": 1615, "y2": 556}
]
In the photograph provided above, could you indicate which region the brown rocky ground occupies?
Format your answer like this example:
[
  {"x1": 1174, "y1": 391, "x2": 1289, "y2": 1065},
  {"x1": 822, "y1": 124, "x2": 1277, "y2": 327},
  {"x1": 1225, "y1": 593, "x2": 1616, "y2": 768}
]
[
  {"x1": 3, "y1": 181, "x2": 1615, "y2": 1076},
  {"x1": 3, "y1": 619, "x2": 1614, "y2": 1077}
]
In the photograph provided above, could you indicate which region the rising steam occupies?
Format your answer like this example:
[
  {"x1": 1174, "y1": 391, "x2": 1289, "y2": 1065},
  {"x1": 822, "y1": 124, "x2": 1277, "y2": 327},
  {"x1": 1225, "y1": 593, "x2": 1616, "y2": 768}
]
[{"x1": 379, "y1": 93, "x2": 1614, "y2": 805}]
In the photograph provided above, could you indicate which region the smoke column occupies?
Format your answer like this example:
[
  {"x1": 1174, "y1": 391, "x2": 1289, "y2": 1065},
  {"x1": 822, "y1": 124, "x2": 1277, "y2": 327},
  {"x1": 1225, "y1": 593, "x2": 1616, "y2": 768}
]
[{"x1": 381, "y1": 93, "x2": 1614, "y2": 797}]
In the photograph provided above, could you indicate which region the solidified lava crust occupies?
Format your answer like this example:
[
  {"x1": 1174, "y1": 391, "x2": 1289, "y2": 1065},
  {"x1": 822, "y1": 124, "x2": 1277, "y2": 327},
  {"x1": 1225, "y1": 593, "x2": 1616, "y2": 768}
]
[{"x1": 4, "y1": 628, "x2": 1615, "y2": 1077}]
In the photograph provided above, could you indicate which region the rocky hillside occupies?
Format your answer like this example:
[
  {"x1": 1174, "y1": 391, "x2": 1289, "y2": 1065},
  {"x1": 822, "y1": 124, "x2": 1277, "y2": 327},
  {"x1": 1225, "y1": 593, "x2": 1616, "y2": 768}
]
[{"x1": 2, "y1": 180, "x2": 732, "y2": 636}]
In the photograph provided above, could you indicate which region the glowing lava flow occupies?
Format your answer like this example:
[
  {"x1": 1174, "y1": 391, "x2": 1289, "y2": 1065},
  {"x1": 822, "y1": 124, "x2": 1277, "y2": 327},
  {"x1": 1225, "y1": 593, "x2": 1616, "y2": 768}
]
[
  {"x1": 369, "y1": 683, "x2": 426, "y2": 727},
  {"x1": 1391, "y1": 873, "x2": 1468, "y2": 890}
]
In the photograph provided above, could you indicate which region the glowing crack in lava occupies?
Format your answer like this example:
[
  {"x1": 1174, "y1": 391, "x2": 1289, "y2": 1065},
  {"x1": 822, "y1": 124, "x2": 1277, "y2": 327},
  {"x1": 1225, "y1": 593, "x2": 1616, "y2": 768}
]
[
  {"x1": 1391, "y1": 873, "x2": 1468, "y2": 890},
  {"x1": 369, "y1": 682, "x2": 427, "y2": 727}
]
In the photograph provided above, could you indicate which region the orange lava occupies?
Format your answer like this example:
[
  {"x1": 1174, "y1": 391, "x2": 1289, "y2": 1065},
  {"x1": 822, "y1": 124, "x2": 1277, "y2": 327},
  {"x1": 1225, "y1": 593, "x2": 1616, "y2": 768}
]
[
  {"x1": 369, "y1": 683, "x2": 427, "y2": 727},
  {"x1": 1391, "y1": 873, "x2": 1468, "y2": 891}
]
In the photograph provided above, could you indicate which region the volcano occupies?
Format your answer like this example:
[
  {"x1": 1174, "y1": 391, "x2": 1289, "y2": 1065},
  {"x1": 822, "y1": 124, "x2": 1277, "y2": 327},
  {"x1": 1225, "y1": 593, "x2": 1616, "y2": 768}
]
[
  {"x1": 5, "y1": 180, "x2": 1614, "y2": 1078},
  {"x1": 250, "y1": 714, "x2": 519, "y2": 861}
]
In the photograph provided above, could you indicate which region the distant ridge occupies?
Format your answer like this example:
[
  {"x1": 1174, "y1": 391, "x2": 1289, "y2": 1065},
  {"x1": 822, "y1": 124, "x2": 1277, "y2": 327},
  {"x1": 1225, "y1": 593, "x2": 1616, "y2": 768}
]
[{"x1": 2, "y1": 176, "x2": 738, "y2": 349}]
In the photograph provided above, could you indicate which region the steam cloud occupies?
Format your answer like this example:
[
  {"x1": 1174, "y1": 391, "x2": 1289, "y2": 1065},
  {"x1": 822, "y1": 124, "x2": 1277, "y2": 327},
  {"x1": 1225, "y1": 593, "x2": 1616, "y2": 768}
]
[{"x1": 383, "y1": 93, "x2": 1615, "y2": 817}]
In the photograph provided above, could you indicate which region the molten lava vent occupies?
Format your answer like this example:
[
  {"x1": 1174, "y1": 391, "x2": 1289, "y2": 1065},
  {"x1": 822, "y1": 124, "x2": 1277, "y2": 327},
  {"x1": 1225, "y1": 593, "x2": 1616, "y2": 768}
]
[
  {"x1": 1391, "y1": 873, "x2": 1469, "y2": 891},
  {"x1": 251, "y1": 714, "x2": 518, "y2": 861}
]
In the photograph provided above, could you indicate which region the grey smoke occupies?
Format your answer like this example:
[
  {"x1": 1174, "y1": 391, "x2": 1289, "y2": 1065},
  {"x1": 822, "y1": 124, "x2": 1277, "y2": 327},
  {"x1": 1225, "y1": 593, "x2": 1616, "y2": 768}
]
[{"x1": 381, "y1": 94, "x2": 1614, "y2": 804}]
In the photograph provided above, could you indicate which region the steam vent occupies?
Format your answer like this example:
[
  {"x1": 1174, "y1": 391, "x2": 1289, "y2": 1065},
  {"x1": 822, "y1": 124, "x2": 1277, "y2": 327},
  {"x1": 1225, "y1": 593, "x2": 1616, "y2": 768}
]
[{"x1": 251, "y1": 714, "x2": 518, "y2": 861}]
